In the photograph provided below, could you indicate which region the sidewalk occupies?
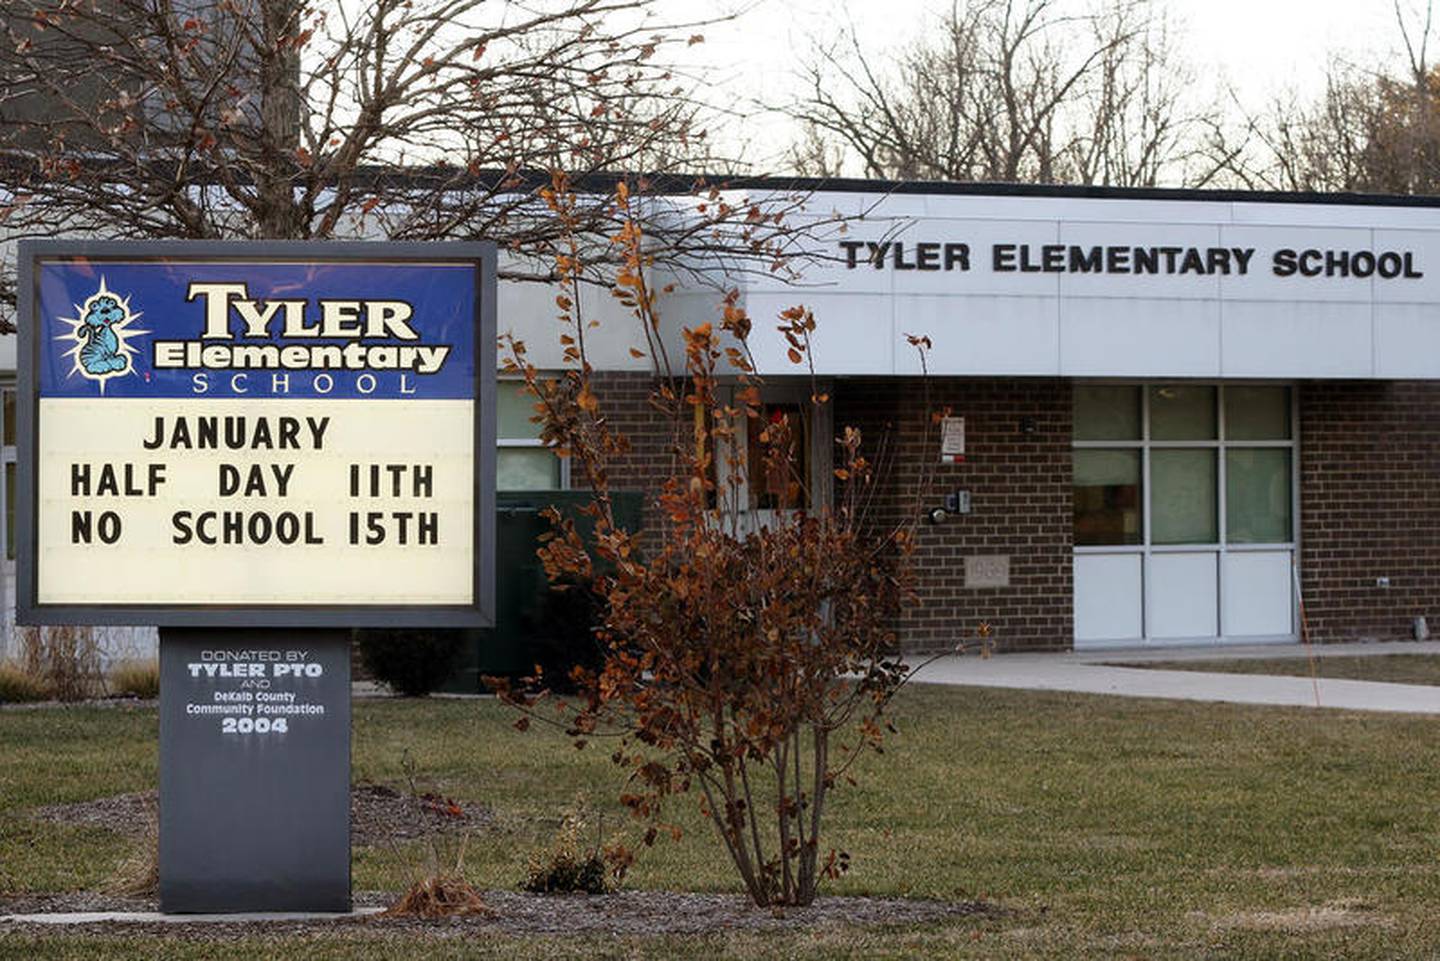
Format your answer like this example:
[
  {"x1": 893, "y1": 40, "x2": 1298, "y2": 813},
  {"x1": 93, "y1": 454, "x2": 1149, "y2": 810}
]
[{"x1": 911, "y1": 641, "x2": 1440, "y2": 715}]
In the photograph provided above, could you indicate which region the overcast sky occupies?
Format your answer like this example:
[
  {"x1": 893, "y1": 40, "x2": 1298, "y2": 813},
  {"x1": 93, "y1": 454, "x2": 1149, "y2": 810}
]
[{"x1": 676, "y1": 0, "x2": 1426, "y2": 170}]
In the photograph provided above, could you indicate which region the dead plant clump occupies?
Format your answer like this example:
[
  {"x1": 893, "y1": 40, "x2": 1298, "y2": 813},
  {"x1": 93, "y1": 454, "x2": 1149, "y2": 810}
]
[
  {"x1": 107, "y1": 825, "x2": 159, "y2": 898},
  {"x1": 109, "y1": 659, "x2": 160, "y2": 700},
  {"x1": 381, "y1": 874, "x2": 489, "y2": 918},
  {"x1": 18, "y1": 625, "x2": 105, "y2": 701},
  {"x1": 104, "y1": 796, "x2": 159, "y2": 897},
  {"x1": 379, "y1": 752, "x2": 489, "y2": 918}
]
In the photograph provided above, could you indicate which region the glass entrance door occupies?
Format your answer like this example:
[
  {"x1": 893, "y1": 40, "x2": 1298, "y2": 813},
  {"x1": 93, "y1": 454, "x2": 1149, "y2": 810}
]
[{"x1": 1073, "y1": 384, "x2": 1297, "y2": 647}]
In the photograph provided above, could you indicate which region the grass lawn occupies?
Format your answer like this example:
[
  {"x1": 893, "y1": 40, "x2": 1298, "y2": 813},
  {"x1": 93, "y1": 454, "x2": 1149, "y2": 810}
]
[
  {"x1": 4, "y1": 685, "x2": 1440, "y2": 958},
  {"x1": 1116, "y1": 653, "x2": 1440, "y2": 687}
]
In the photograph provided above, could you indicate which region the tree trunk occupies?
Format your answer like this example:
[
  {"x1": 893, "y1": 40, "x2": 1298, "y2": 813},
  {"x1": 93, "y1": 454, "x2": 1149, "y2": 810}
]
[{"x1": 257, "y1": 0, "x2": 300, "y2": 239}]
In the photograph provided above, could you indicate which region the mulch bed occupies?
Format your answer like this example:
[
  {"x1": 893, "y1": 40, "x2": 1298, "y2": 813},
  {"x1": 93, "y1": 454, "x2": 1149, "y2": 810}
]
[
  {"x1": 0, "y1": 890, "x2": 991, "y2": 938},
  {"x1": 28, "y1": 783, "x2": 493, "y2": 849},
  {"x1": 12, "y1": 788, "x2": 990, "y2": 938}
]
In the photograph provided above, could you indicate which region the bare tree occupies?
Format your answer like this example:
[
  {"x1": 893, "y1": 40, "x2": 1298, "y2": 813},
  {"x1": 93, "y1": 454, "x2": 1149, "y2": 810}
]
[
  {"x1": 0, "y1": 0, "x2": 815, "y2": 331},
  {"x1": 788, "y1": 0, "x2": 1223, "y2": 187},
  {"x1": 1222, "y1": 1, "x2": 1440, "y2": 194}
]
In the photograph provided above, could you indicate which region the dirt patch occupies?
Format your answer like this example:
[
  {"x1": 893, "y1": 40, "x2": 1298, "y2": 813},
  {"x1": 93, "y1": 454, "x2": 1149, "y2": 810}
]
[
  {"x1": 0, "y1": 890, "x2": 990, "y2": 938},
  {"x1": 28, "y1": 783, "x2": 493, "y2": 849},
  {"x1": 30, "y1": 792, "x2": 156, "y2": 837},
  {"x1": 349, "y1": 782, "x2": 493, "y2": 847},
  {"x1": 1209, "y1": 899, "x2": 1390, "y2": 933}
]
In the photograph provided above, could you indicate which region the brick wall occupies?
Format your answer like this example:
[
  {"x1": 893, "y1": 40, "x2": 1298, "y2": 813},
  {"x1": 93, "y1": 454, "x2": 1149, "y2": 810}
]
[
  {"x1": 585, "y1": 375, "x2": 1440, "y2": 651},
  {"x1": 835, "y1": 378, "x2": 1073, "y2": 653},
  {"x1": 591, "y1": 373, "x2": 1074, "y2": 653},
  {"x1": 1299, "y1": 381, "x2": 1440, "y2": 642},
  {"x1": 592, "y1": 371, "x2": 681, "y2": 497}
]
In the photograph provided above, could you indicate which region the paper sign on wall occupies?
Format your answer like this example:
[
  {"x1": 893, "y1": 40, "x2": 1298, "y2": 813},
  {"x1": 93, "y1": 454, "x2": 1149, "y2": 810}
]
[{"x1": 940, "y1": 416, "x2": 966, "y2": 464}]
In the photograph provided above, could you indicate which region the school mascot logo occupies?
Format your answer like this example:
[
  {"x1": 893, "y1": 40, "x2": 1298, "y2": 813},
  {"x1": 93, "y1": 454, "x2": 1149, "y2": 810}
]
[{"x1": 57, "y1": 278, "x2": 148, "y2": 392}]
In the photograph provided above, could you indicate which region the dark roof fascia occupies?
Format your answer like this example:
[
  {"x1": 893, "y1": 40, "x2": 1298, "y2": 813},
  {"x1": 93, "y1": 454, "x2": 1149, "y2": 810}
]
[
  {"x1": 6, "y1": 151, "x2": 1440, "y2": 210},
  {"x1": 355, "y1": 168, "x2": 1440, "y2": 209},
  {"x1": 660, "y1": 174, "x2": 1440, "y2": 210}
]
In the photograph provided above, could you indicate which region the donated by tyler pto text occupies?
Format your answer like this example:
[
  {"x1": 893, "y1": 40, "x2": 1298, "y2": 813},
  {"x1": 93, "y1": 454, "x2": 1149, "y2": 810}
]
[{"x1": 184, "y1": 649, "x2": 328, "y2": 735}]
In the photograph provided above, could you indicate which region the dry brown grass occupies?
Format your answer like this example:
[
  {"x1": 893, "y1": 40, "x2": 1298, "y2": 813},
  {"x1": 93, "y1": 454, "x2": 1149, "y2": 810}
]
[
  {"x1": 109, "y1": 659, "x2": 160, "y2": 700},
  {"x1": 0, "y1": 661, "x2": 51, "y2": 703},
  {"x1": 1209, "y1": 899, "x2": 1391, "y2": 933},
  {"x1": 106, "y1": 801, "x2": 158, "y2": 897},
  {"x1": 380, "y1": 874, "x2": 490, "y2": 918}
]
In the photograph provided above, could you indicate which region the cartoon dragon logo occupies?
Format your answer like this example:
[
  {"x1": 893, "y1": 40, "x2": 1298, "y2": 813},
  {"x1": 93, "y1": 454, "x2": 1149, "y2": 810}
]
[{"x1": 57, "y1": 278, "x2": 148, "y2": 392}]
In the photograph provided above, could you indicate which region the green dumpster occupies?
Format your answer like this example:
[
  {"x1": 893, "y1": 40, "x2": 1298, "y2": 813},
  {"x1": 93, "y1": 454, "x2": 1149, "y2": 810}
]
[{"x1": 441, "y1": 490, "x2": 643, "y2": 693}]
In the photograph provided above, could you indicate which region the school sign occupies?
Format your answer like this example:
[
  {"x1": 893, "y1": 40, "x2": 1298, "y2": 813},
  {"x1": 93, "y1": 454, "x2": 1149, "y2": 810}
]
[{"x1": 16, "y1": 240, "x2": 496, "y2": 627}]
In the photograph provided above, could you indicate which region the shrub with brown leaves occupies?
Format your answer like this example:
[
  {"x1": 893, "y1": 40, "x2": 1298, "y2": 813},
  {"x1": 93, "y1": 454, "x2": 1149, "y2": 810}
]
[{"x1": 494, "y1": 175, "x2": 946, "y2": 908}]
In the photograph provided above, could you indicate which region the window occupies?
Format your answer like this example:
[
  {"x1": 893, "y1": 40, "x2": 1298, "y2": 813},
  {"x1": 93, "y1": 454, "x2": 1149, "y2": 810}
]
[
  {"x1": 1074, "y1": 385, "x2": 1140, "y2": 441},
  {"x1": 1073, "y1": 449, "x2": 1142, "y2": 546},
  {"x1": 496, "y1": 381, "x2": 565, "y2": 491},
  {"x1": 1073, "y1": 384, "x2": 1294, "y2": 548},
  {"x1": 1226, "y1": 449, "x2": 1292, "y2": 543},
  {"x1": 1151, "y1": 449, "x2": 1216, "y2": 544}
]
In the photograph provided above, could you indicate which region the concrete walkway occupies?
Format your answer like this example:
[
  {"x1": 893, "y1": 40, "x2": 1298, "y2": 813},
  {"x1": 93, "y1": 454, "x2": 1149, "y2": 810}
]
[
  {"x1": 912, "y1": 641, "x2": 1440, "y2": 715},
  {"x1": 0, "y1": 908, "x2": 382, "y2": 925}
]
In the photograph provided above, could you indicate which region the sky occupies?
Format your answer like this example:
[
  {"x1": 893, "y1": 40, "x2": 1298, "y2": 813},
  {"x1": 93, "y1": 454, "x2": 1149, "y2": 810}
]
[{"x1": 672, "y1": 0, "x2": 1426, "y2": 170}]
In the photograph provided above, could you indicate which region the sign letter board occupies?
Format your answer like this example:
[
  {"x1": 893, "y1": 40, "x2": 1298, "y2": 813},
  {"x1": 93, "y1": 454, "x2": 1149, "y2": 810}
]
[{"x1": 16, "y1": 240, "x2": 496, "y2": 629}]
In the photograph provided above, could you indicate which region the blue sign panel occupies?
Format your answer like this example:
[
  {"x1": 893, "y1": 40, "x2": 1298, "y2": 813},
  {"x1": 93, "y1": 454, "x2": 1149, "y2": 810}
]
[{"x1": 36, "y1": 260, "x2": 476, "y2": 400}]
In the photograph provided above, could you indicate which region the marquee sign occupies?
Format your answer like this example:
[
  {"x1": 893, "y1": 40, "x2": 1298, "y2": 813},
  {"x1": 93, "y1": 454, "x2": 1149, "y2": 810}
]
[{"x1": 16, "y1": 240, "x2": 496, "y2": 628}]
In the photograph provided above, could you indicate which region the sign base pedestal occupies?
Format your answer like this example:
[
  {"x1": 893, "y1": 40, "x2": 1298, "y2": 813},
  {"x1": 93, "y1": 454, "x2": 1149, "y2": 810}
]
[{"x1": 159, "y1": 628, "x2": 351, "y2": 913}]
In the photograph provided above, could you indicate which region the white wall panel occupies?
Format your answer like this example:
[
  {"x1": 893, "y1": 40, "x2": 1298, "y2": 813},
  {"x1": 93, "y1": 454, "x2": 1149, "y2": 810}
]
[
  {"x1": 1373, "y1": 228, "x2": 1440, "y2": 303},
  {"x1": 884, "y1": 220, "x2": 1062, "y2": 297},
  {"x1": 744, "y1": 292, "x2": 894, "y2": 376},
  {"x1": 497, "y1": 277, "x2": 653, "y2": 372},
  {"x1": 1227, "y1": 202, "x2": 1440, "y2": 228},
  {"x1": 1222, "y1": 552, "x2": 1295, "y2": 637},
  {"x1": 1221, "y1": 301, "x2": 1373, "y2": 377},
  {"x1": 921, "y1": 194, "x2": 1237, "y2": 224},
  {"x1": 1218, "y1": 226, "x2": 1375, "y2": 302},
  {"x1": 1060, "y1": 298, "x2": 1220, "y2": 377},
  {"x1": 1375, "y1": 303, "x2": 1440, "y2": 378},
  {"x1": 1146, "y1": 552, "x2": 1219, "y2": 640},
  {"x1": 892, "y1": 295, "x2": 1059, "y2": 375},
  {"x1": 1074, "y1": 554, "x2": 1143, "y2": 644},
  {"x1": 1058, "y1": 223, "x2": 1222, "y2": 300}
]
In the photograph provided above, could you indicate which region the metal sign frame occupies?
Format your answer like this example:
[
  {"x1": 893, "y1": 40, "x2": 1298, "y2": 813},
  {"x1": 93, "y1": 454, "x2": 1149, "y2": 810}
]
[{"x1": 16, "y1": 239, "x2": 496, "y2": 628}]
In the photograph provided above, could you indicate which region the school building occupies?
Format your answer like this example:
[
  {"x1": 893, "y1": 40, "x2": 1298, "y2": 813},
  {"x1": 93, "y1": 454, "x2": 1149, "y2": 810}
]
[{"x1": 5, "y1": 179, "x2": 1440, "y2": 657}]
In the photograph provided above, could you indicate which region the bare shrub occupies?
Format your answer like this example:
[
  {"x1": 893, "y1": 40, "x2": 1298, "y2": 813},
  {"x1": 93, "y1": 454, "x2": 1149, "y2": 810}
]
[
  {"x1": 522, "y1": 798, "x2": 621, "y2": 895},
  {"x1": 380, "y1": 751, "x2": 488, "y2": 918},
  {"x1": 18, "y1": 625, "x2": 105, "y2": 701},
  {"x1": 495, "y1": 176, "x2": 948, "y2": 908}
]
